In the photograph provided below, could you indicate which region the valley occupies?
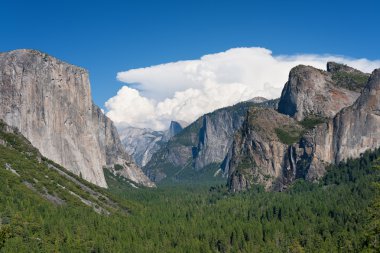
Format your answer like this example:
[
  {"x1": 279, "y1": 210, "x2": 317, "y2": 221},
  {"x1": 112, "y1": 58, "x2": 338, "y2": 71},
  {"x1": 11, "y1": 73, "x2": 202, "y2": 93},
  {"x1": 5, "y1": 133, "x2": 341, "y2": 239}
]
[
  {"x1": 2, "y1": 2, "x2": 379, "y2": 252},
  {"x1": 0, "y1": 50, "x2": 379, "y2": 252}
]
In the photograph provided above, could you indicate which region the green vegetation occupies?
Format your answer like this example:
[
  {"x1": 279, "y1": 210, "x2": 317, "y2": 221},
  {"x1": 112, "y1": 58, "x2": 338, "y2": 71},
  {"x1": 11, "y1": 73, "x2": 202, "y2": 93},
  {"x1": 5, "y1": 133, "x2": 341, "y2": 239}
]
[
  {"x1": 0, "y1": 120, "x2": 379, "y2": 252},
  {"x1": 299, "y1": 116, "x2": 326, "y2": 129},
  {"x1": 149, "y1": 160, "x2": 225, "y2": 186},
  {"x1": 113, "y1": 164, "x2": 124, "y2": 171},
  {"x1": 236, "y1": 157, "x2": 255, "y2": 171},
  {"x1": 366, "y1": 178, "x2": 380, "y2": 251},
  {"x1": 332, "y1": 71, "x2": 369, "y2": 91},
  {"x1": 276, "y1": 115, "x2": 326, "y2": 145},
  {"x1": 275, "y1": 127, "x2": 303, "y2": 145},
  {"x1": 165, "y1": 162, "x2": 225, "y2": 185},
  {"x1": 235, "y1": 157, "x2": 260, "y2": 185}
]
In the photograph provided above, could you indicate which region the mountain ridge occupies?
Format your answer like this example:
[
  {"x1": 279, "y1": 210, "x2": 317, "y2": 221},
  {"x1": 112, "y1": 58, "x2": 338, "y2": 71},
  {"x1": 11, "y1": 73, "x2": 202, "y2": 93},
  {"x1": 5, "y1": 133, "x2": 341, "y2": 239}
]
[
  {"x1": 143, "y1": 98, "x2": 279, "y2": 184},
  {"x1": 120, "y1": 120, "x2": 187, "y2": 167},
  {"x1": 225, "y1": 63, "x2": 380, "y2": 191}
]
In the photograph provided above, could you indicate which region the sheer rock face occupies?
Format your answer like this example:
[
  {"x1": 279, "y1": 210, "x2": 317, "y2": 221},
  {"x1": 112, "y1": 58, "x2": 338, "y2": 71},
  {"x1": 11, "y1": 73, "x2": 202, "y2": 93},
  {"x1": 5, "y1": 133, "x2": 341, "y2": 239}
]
[
  {"x1": 167, "y1": 120, "x2": 187, "y2": 140},
  {"x1": 143, "y1": 99, "x2": 278, "y2": 183},
  {"x1": 0, "y1": 49, "x2": 154, "y2": 188},
  {"x1": 192, "y1": 99, "x2": 279, "y2": 172},
  {"x1": 224, "y1": 110, "x2": 334, "y2": 192},
  {"x1": 120, "y1": 127, "x2": 166, "y2": 167},
  {"x1": 278, "y1": 65, "x2": 361, "y2": 121},
  {"x1": 223, "y1": 108, "x2": 303, "y2": 191},
  {"x1": 193, "y1": 108, "x2": 250, "y2": 170},
  {"x1": 120, "y1": 121, "x2": 186, "y2": 167},
  {"x1": 295, "y1": 68, "x2": 380, "y2": 181},
  {"x1": 226, "y1": 64, "x2": 380, "y2": 192},
  {"x1": 332, "y1": 68, "x2": 380, "y2": 162}
]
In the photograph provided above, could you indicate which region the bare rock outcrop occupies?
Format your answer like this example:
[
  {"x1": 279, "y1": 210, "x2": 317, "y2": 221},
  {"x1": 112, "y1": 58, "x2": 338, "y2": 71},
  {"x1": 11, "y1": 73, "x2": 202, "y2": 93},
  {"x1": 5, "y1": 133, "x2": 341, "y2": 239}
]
[
  {"x1": 120, "y1": 120, "x2": 187, "y2": 167},
  {"x1": 120, "y1": 127, "x2": 166, "y2": 167},
  {"x1": 225, "y1": 63, "x2": 380, "y2": 192},
  {"x1": 144, "y1": 99, "x2": 277, "y2": 183},
  {"x1": 278, "y1": 64, "x2": 363, "y2": 121},
  {"x1": 224, "y1": 108, "x2": 303, "y2": 191},
  {"x1": 333, "y1": 68, "x2": 380, "y2": 162},
  {"x1": 0, "y1": 49, "x2": 154, "y2": 188}
]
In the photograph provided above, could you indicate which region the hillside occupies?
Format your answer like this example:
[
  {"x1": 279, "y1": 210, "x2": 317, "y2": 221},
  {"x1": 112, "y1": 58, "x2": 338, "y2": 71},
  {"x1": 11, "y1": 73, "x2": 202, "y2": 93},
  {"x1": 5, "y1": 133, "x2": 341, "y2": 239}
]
[{"x1": 1, "y1": 116, "x2": 378, "y2": 252}]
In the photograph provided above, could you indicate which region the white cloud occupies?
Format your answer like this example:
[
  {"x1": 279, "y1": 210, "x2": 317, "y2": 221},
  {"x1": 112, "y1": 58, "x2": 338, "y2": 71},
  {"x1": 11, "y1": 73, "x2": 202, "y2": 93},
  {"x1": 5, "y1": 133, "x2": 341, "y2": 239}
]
[{"x1": 106, "y1": 47, "x2": 380, "y2": 131}]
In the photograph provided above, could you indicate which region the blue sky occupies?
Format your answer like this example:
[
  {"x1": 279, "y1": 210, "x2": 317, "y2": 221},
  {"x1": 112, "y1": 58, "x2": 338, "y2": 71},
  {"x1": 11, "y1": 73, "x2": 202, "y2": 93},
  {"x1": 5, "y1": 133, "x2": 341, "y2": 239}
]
[{"x1": 2, "y1": 0, "x2": 380, "y2": 113}]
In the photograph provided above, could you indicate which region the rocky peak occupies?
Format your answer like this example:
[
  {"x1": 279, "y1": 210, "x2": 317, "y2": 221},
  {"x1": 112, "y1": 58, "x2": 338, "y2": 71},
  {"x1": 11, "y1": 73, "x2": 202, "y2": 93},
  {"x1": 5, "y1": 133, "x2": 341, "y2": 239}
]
[
  {"x1": 355, "y1": 68, "x2": 380, "y2": 110},
  {"x1": 327, "y1": 62, "x2": 362, "y2": 74},
  {"x1": 327, "y1": 62, "x2": 370, "y2": 92},
  {"x1": 0, "y1": 49, "x2": 154, "y2": 188},
  {"x1": 278, "y1": 64, "x2": 361, "y2": 121},
  {"x1": 120, "y1": 120, "x2": 188, "y2": 168},
  {"x1": 120, "y1": 126, "x2": 166, "y2": 167},
  {"x1": 166, "y1": 120, "x2": 187, "y2": 140},
  {"x1": 247, "y1": 96, "x2": 268, "y2": 103},
  {"x1": 226, "y1": 65, "x2": 380, "y2": 192}
]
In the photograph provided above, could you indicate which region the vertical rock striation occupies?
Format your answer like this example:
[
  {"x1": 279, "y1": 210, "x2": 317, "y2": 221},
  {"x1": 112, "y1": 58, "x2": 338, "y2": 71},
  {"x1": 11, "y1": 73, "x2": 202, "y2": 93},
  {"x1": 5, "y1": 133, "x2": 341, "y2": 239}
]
[
  {"x1": 332, "y1": 68, "x2": 380, "y2": 162},
  {"x1": 223, "y1": 108, "x2": 304, "y2": 191},
  {"x1": 119, "y1": 120, "x2": 187, "y2": 167},
  {"x1": 144, "y1": 98, "x2": 278, "y2": 183},
  {"x1": 120, "y1": 127, "x2": 166, "y2": 167},
  {"x1": 0, "y1": 49, "x2": 154, "y2": 188},
  {"x1": 226, "y1": 63, "x2": 380, "y2": 192},
  {"x1": 278, "y1": 65, "x2": 361, "y2": 121}
]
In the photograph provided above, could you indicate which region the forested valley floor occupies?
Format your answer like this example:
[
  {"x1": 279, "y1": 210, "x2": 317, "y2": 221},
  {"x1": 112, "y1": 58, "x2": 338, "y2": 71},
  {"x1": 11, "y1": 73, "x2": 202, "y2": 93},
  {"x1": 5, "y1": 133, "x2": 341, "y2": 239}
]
[{"x1": 0, "y1": 122, "x2": 379, "y2": 252}]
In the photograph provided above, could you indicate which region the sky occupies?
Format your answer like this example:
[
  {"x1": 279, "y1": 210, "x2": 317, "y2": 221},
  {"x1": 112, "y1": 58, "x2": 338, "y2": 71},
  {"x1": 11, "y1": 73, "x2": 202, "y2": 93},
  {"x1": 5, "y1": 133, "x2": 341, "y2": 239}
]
[{"x1": 2, "y1": 0, "x2": 380, "y2": 130}]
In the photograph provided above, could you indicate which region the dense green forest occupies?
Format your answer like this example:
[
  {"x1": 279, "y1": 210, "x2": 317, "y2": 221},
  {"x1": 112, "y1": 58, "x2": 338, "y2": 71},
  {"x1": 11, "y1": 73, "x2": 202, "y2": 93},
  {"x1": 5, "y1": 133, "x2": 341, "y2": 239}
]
[{"x1": 0, "y1": 122, "x2": 379, "y2": 252}]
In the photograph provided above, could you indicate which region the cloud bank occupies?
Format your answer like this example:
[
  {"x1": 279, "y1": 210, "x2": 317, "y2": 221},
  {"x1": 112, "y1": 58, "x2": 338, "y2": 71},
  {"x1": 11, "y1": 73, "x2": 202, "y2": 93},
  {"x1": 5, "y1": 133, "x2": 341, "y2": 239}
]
[{"x1": 105, "y1": 47, "x2": 380, "y2": 131}]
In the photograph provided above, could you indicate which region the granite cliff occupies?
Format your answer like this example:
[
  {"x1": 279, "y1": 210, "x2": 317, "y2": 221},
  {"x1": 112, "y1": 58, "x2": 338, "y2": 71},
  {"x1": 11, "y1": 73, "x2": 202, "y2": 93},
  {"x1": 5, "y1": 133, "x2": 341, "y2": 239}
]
[
  {"x1": 143, "y1": 98, "x2": 278, "y2": 183},
  {"x1": 120, "y1": 120, "x2": 186, "y2": 167},
  {"x1": 0, "y1": 49, "x2": 154, "y2": 188},
  {"x1": 225, "y1": 63, "x2": 378, "y2": 192},
  {"x1": 223, "y1": 107, "x2": 303, "y2": 191},
  {"x1": 277, "y1": 63, "x2": 364, "y2": 121}
]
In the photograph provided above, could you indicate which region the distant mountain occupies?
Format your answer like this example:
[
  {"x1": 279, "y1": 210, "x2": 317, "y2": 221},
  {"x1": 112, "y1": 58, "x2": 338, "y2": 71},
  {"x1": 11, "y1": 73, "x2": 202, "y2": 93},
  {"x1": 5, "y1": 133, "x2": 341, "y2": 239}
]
[
  {"x1": 247, "y1": 96, "x2": 268, "y2": 103},
  {"x1": 0, "y1": 49, "x2": 154, "y2": 188},
  {"x1": 120, "y1": 127, "x2": 165, "y2": 167},
  {"x1": 224, "y1": 62, "x2": 378, "y2": 192},
  {"x1": 167, "y1": 120, "x2": 188, "y2": 139},
  {"x1": 143, "y1": 98, "x2": 278, "y2": 184},
  {"x1": 120, "y1": 120, "x2": 187, "y2": 167}
]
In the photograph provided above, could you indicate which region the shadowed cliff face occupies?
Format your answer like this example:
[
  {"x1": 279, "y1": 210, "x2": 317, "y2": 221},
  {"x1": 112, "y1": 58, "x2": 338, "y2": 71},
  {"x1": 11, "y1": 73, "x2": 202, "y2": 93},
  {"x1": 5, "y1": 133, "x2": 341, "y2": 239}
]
[
  {"x1": 223, "y1": 108, "x2": 303, "y2": 191},
  {"x1": 226, "y1": 63, "x2": 380, "y2": 192},
  {"x1": 0, "y1": 49, "x2": 154, "y2": 188},
  {"x1": 143, "y1": 99, "x2": 278, "y2": 183}
]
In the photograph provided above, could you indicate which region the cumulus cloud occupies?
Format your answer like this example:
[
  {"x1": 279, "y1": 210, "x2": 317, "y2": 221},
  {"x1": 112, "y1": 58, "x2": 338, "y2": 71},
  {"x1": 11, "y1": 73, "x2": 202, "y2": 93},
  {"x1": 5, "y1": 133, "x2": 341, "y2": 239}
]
[{"x1": 106, "y1": 47, "x2": 380, "y2": 131}]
